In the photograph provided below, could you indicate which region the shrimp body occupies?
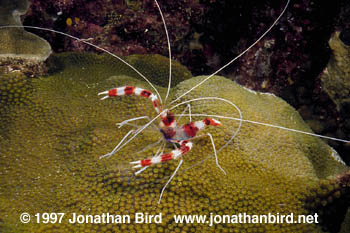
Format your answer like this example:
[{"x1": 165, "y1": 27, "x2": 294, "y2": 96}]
[
  {"x1": 161, "y1": 118, "x2": 221, "y2": 142},
  {"x1": 99, "y1": 86, "x2": 222, "y2": 170}
]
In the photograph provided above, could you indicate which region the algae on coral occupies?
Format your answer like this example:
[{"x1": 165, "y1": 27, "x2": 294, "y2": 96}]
[{"x1": 0, "y1": 52, "x2": 349, "y2": 232}]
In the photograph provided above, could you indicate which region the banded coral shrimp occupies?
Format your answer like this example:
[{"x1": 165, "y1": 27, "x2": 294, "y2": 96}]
[
  {"x1": 93, "y1": 0, "x2": 290, "y2": 203},
  {"x1": 94, "y1": 0, "x2": 350, "y2": 204},
  {"x1": 1, "y1": 0, "x2": 348, "y2": 209}
]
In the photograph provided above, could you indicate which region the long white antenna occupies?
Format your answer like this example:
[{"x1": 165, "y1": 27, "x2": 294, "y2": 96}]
[
  {"x1": 170, "y1": 0, "x2": 290, "y2": 105},
  {"x1": 0, "y1": 25, "x2": 163, "y2": 104},
  {"x1": 153, "y1": 0, "x2": 172, "y2": 104},
  {"x1": 176, "y1": 113, "x2": 350, "y2": 144}
]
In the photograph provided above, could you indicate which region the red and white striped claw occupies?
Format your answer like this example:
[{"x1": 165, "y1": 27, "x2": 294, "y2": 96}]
[
  {"x1": 130, "y1": 141, "x2": 193, "y2": 175},
  {"x1": 98, "y1": 86, "x2": 162, "y2": 113}
]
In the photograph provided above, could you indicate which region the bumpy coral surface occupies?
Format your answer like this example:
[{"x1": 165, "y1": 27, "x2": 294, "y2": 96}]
[{"x1": 0, "y1": 53, "x2": 348, "y2": 232}]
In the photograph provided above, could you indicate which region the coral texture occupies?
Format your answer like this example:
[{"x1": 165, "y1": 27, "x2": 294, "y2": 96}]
[{"x1": 0, "y1": 53, "x2": 348, "y2": 232}]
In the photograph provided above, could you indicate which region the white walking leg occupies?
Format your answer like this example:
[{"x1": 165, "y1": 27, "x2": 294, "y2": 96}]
[
  {"x1": 99, "y1": 129, "x2": 135, "y2": 159},
  {"x1": 158, "y1": 159, "x2": 184, "y2": 204},
  {"x1": 207, "y1": 133, "x2": 226, "y2": 175},
  {"x1": 192, "y1": 133, "x2": 226, "y2": 175}
]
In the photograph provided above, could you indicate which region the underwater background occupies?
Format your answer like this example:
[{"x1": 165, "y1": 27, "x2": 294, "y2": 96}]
[{"x1": 1, "y1": 0, "x2": 350, "y2": 232}]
